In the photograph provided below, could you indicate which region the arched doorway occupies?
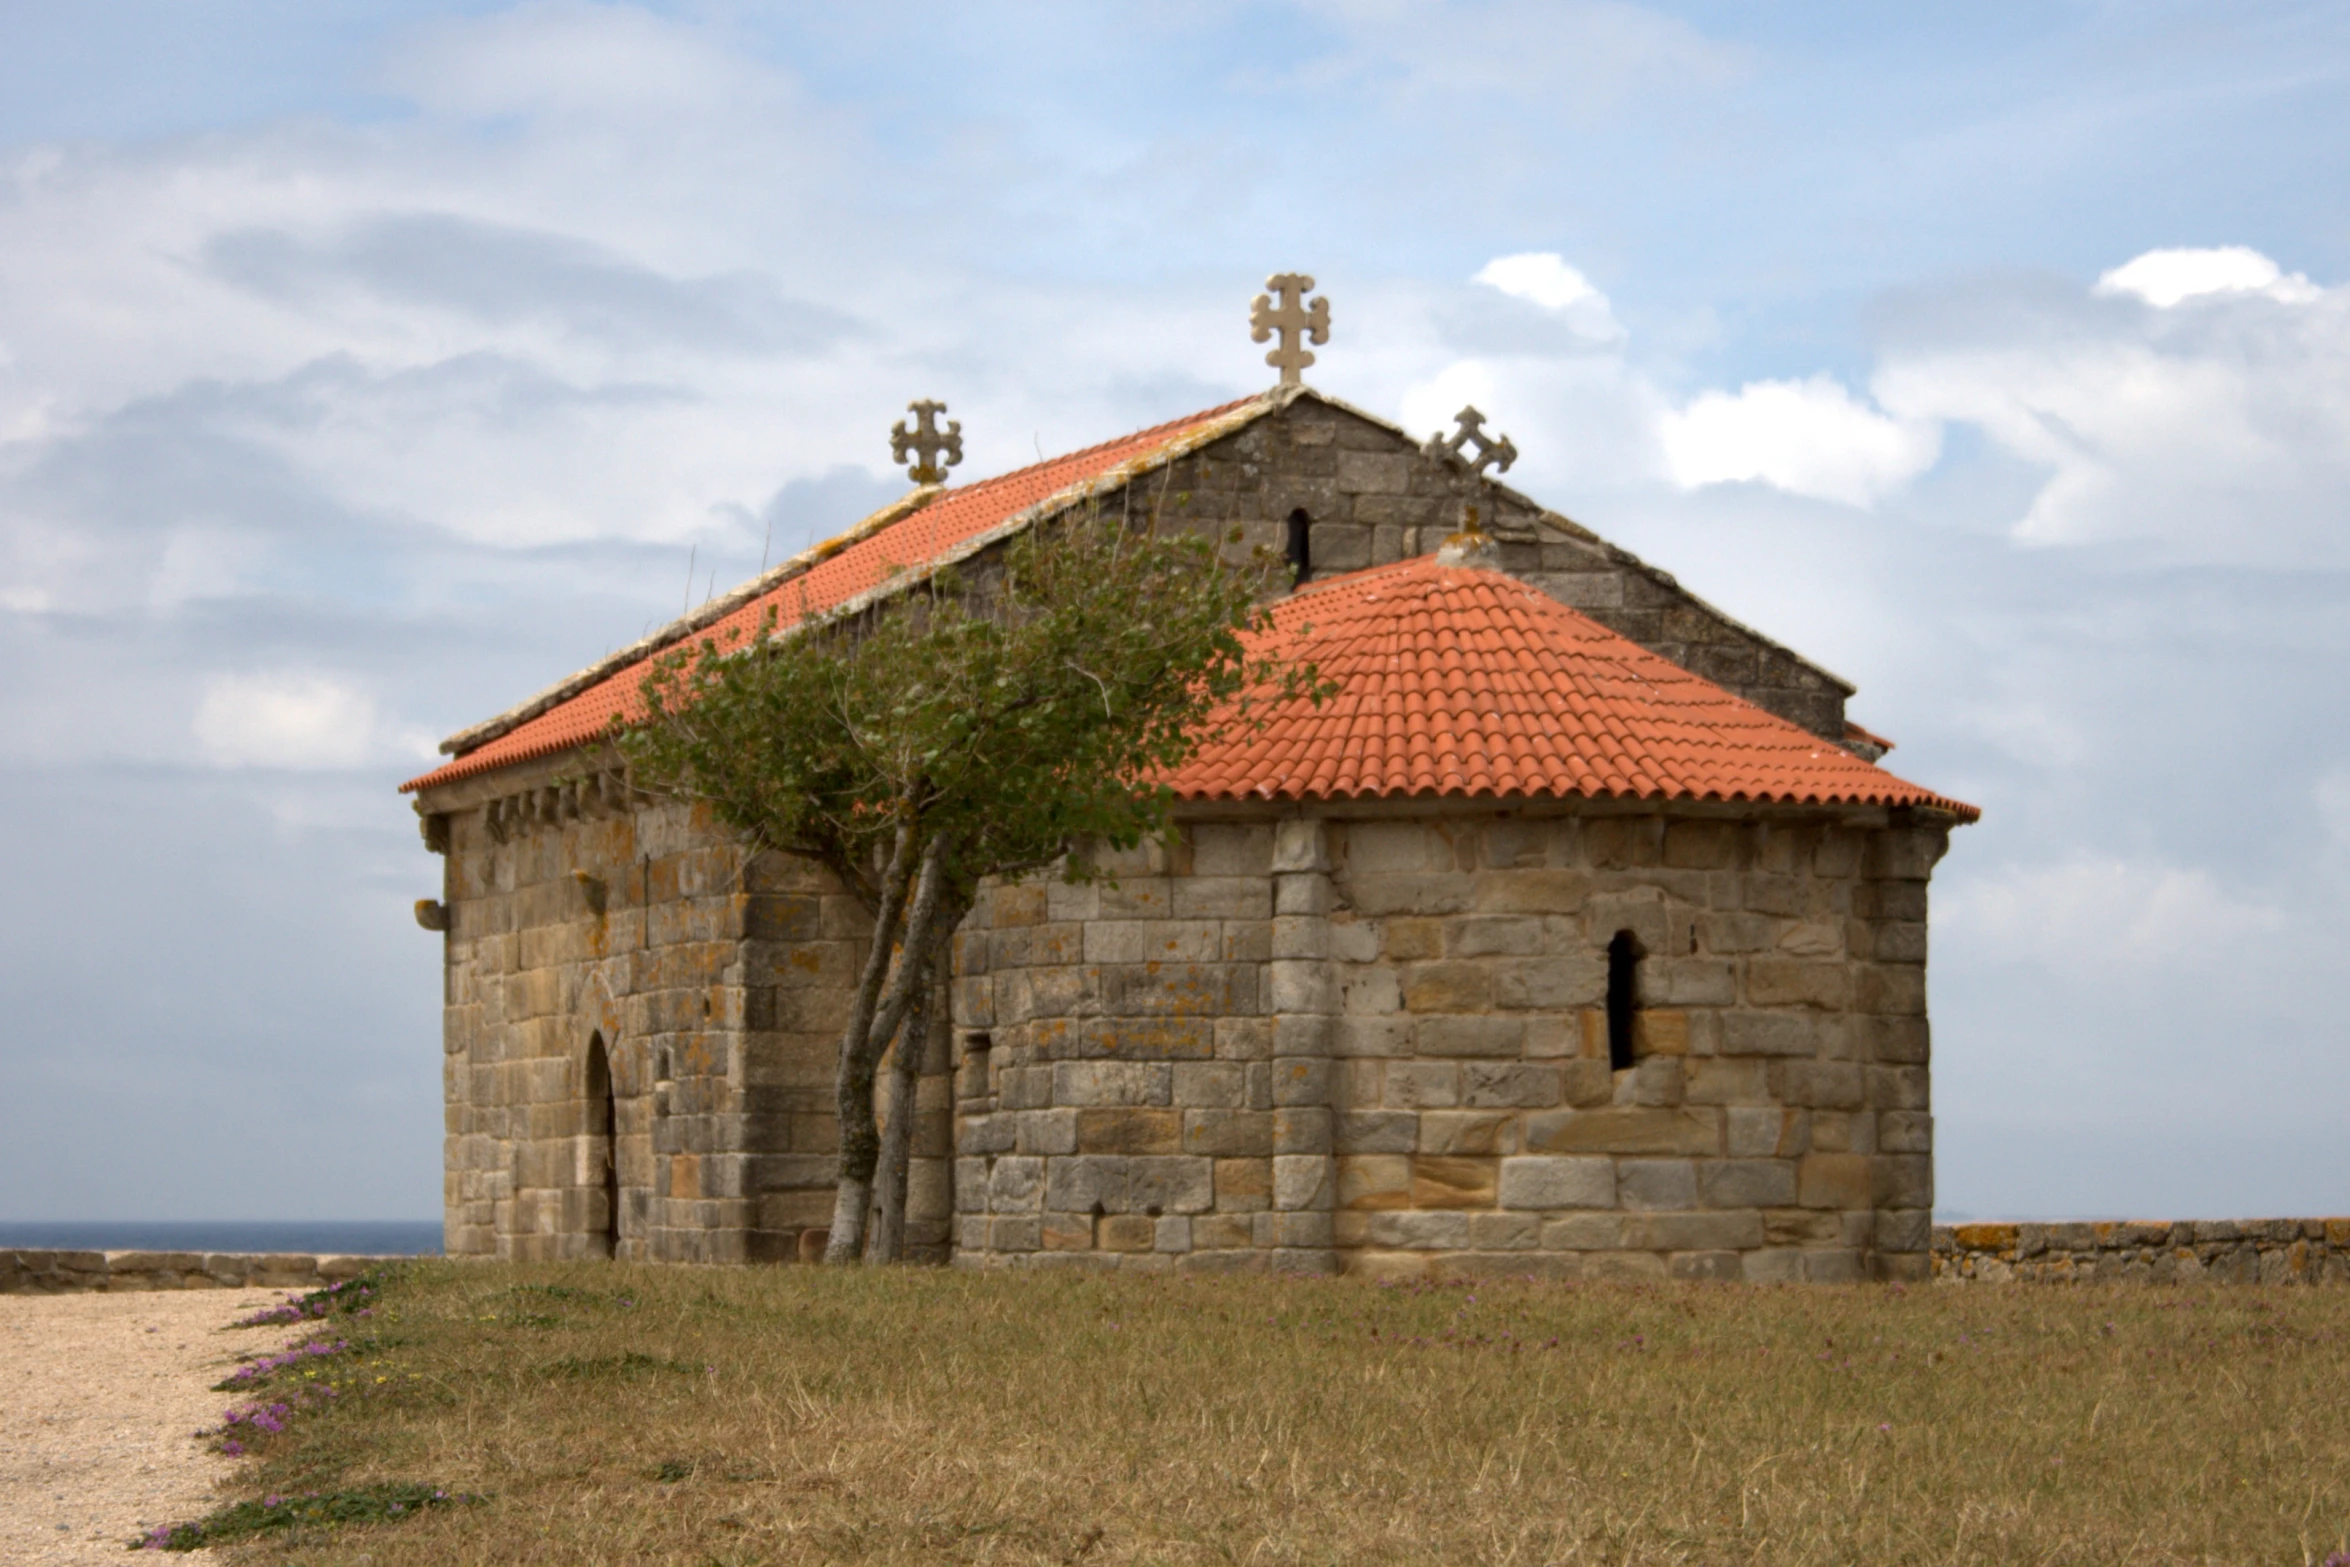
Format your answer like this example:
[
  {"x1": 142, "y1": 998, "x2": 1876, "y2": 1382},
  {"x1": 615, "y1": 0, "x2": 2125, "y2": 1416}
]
[{"x1": 585, "y1": 1033, "x2": 619, "y2": 1258}]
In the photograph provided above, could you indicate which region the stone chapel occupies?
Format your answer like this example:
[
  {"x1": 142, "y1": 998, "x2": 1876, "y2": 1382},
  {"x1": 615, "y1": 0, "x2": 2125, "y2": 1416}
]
[{"x1": 403, "y1": 279, "x2": 1977, "y2": 1283}]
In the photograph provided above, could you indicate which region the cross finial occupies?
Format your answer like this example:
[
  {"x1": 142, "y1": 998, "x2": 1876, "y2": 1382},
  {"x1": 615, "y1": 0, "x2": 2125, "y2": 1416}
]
[
  {"x1": 1249, "y1": 273, "x2": 1330, "y2": 387},
  {"x1": 890, "y1": 399, "x2": 963, "y2": 485},
  {"x1": 1422, "y1": 406, "x2": 1518, "y2": 479}
]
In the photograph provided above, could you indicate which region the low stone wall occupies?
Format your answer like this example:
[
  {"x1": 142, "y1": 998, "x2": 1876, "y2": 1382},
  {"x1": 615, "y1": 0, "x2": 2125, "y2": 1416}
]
[
  {"x1": 1933, "y1": 1220, "x2": 2350, "y2": 1284},
  {"x1": 0, "y1": 1250, "x2": 397, "y2": 1295}
]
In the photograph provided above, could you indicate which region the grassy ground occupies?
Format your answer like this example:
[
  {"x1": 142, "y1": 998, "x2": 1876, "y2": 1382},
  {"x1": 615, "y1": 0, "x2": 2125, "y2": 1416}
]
[{"x1": 192, "y1": 1260, "x2": 2348, "y2": 1566}]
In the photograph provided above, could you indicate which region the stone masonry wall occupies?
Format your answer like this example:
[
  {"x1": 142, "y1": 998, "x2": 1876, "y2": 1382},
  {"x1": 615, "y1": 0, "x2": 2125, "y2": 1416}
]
[
  {"x1": 1934, "y1": 1220, "x2": 2350, "y2": 1283},
  {"x1": 1149, "y1": 396, "x2": 1853, "y2": 741},
  {"x1": 417, "y1": 750, "x2": 951, "y2": 1266},
  {"x1": 953, "y1": 802, "x2": 1948, "y2": 1281},
  {"x1": 0, "y1": 1251, "x2": 388, "y2": 1294}
]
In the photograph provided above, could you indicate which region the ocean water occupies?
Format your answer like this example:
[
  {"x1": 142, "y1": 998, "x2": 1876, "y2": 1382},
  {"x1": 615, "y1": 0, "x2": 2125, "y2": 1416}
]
[{"x1": 0, "y1": 1220, "x2": 443, "y2": 1256}]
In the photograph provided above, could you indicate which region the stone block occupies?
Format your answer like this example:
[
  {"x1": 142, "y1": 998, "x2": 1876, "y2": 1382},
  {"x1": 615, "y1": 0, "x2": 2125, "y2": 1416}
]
[
  {"x1": 1382, "y1": 1060, "x2": 1460, "y2": 1107},
  {"x1": 1669, "y1": 1250, "x2": 1743, "y2": 1281},
  {"x1": 1382, "y1": 918, "x2": 1444, "y2": 960},
  {"x1": 1270, "y1": 916, "x2": 1329, "y2": 962},
  {"x1": 1499, "y1": 1156, "x2": 1615, "y2": 1210},
  {"x1": 1467, "y1": 1212, "x2": 1542, "y2": 1251},
  {"x1": 1688, "y1": 1059, "x2": 1770, "y2": 1106},
  {"x1": 1699, "y1": 1158, "x2": 1797, "y2": 1208},
  {"x1": 1077, "y1": 1108, "x2": 1182, "y2": 1155},
  {"x1": 1274, "y1": 1014, "x2": 1333, "y2": 1059},
  {"x1": 1401, "y1": 962, "x2": 1494, "y2": 1013},
  {"x1": 1411, "y1": 1155, "x2": 1496, "y2": 1209},
  {"x1": 1796, "y1": 1153, "x2": 1871, "y2": 1210},
  {"x1": 1098, "y1": 1215, "x2": 1155, "y2": 1252},
  {"x1": 1538, "y1": 1212, "x2": 1625, "y2": 1249},
  {"x1": 1271, "y1": 1154, "x2": 1334, "y2": 1212},
  {"x1": 1741, "y1": 1248, "x2": 1805, "y2": 1283},
  {"x1": 1172, "y1": 1062, "x2": 1247, "y2": 1109},
  {"x1": 1648, "y1": 959, "x2": 1736, "y2": 1006},
  {"x1": 1337, "y1": 966, "x2": 1403, "y2": 1016},
  {"x1": 1084, "y1": 920, "x2": 1222, "y2": 966},
  {"x1": 989, "y1": 1216, "x2": 1041, "y2": 1253},
  {"x1": 1173, "y1": 877, "x2": 1272, "y2": 921},
  {"x1": 1272, "y1": 817, "x2": 1332, "y2": 873},
  {"x1": 1784, "y1": 1061, "x2": 1865, "y2": 1110},
  {"x1": 1271, "y1": 1058, "x2": 1333, "y2": 1107},
  {"x1": 1214, "y1": 1158, "x2": 1271, "y2": 1212},
  {"x1": 1334, "y1": 1110, "x2": 1417, "y2": 1153},
  {"x1": 1041, "y1": 1212, "x2": 1094, "y2": 1251},
  {"x1": 1368, "y1": 1211, "x2": 1473, "y2": 1251},
  {"x1": 1346, "y1": 873, "x2": 1475, "y2": 917},
  {"x1": 1722, "y1": 1013, "x2": 1824, "y2": 1058},
  {"x1": 1560, "y1": 1059, "x2": 1616, "y2": 1106},
  {"x1": 1183, "y1": 1109, "x2": 1276, "y2": 1158},
  {"x1": 1193, "y1": 1212, "x2": 1257, "y2": 1249},
  {"x1": 1803, "y1": 1249, "x2": 1865, "y2": 1283},
  {"x1": 1663, "y1": 821, "x2": 1737, "y2": 869},
  {"x1": 1269, "y1": 958, "x2": 1336, "y2": 1015},
  {"x1": 1617, "y1": 1159, "x2": 1698, "y2": 1210},
  {"x1": 1052, "y1": 1061, "x2": 1173, "y2": 1107},
  {"x1": 1337, "y1": 1155, "x2": 1411, "y2": 1210},
  {"x1": 1448, "y1": 916, "x2": 1545, "y2": 957},
  {"x1": 1871, "y1": 1154, "x2": 1933, "y2": 1210},
  {"x1": 1462, "y1": 1062, "x2": 1562, "y2": 1108},
  {"x1": 1868, "y1": 1065, "x2": 1931, "y2": 1111},
  {"x1": 1580, "y1": 1250, "x2": 1669, "y2": 1282},
  {"x1": 1045, "y1": 1155, "x2": 1128, "y2": 1214},
  {"x1": 1125, "y1": 1156, "x2": 1214, "y2": 1215},
  {"x1": 1878, "y1": 1111, "x2": 1933, "y2": 1154},
  {"x1": 1097, "y1": 962, "x2": 1257, "y2": 1018},
  {"x1": 1525, "y1": 1107, "x2": 1720, "y2": 1156},
  {"x1": 1494, "y1": 956, "x2": 1606, "y2": 1010},
  {"x1": 1855, "y1": 964, "x2": 1926, "y2": 1016},
  {"x1": 1625, "y1": 1212, "x2": 1764, "y2": 1251},
  {"x1": 1414, "y1": 1016, "x2": 1524, "y2": 1058},
  {"x1": 1273, "y1": 1105, "x2": 1330, "y2": 1153},
  {"x1": 1419, "y1": 1111, "x2": 1517, "y2": 1157}
]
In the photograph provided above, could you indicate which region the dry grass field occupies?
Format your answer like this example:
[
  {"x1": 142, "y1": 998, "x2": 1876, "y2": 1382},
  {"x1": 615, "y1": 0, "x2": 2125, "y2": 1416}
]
[{"x1": 182, "y1": 1260, "x2": 2347, "y2": 1565}]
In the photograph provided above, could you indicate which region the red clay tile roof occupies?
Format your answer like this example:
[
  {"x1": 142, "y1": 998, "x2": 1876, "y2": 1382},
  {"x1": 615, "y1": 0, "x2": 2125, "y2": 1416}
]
[
  {"x1": 1165, "y1": 554, "x2": 1978, "y2": 818},
  {"x1": 404, "y1": 394, "x2": 1269, "y2": 792}
]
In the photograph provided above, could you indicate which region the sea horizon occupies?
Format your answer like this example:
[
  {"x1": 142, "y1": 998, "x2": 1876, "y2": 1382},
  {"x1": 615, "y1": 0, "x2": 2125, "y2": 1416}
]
[{"x1": 0, "y1": 1219, "x2": 444, "y2": 1256}]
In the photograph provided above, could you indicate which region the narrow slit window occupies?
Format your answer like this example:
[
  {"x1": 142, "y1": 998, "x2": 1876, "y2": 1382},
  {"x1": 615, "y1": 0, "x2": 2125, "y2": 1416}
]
[
  {"x1": 1285, "y1": 508, "x2": 1313, "y2": 585},
  {"x1": 1606, "y1": 930, "x2": 1642, "y2": 1071}
]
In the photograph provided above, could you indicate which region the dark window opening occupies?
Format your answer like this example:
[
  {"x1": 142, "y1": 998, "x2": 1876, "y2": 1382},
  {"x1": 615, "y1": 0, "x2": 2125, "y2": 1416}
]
[
  {"x1": 586, "y1": 1032, "x2": 619, "y2": 1258},
  {"x1": 1285, "y1": 508, "x2": 1313, "y2": 585},
  {"x1": 1606, "y1": 931, "x2": 1642, "y2": 1071}
]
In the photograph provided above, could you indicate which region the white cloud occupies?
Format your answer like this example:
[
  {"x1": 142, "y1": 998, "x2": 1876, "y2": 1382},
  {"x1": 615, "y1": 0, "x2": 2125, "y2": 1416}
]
[
  {"x1": 2094, "y1": 245, "x2": 2320, "y2": 308},
  {"x1": 1472, "y1": 253, "x2": 1622, "y2": 340},
  {"x1": 1938, "y1": 854, "x2": 2286, "y2": 976},
  {"x1": 1656, "y1": 374, "x2": 1940, "y2": 508},
  {"x1": 1874, "y1": 258, "x2": 2350, "y2": 564},
  {"x1": 194, "y1": 674, "x2": 433, "y2": 770}
]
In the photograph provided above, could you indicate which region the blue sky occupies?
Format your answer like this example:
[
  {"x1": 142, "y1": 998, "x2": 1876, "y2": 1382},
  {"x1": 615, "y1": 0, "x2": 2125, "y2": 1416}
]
[{"x1": 2, "y1": 1, "x2": 2345, "y2": 1223}]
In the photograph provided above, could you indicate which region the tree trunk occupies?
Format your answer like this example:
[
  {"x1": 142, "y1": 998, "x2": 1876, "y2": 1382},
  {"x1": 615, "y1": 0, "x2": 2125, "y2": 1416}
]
[
  {"x1": 825, "y1": 829, "x2": 952, "y2": 1264},
  {"x1": 868, "y1": 931, "x2": 957, "y2": 1263},
  {"x1": 822, "y1": 818, "x2": 918, "y2": 1265}
]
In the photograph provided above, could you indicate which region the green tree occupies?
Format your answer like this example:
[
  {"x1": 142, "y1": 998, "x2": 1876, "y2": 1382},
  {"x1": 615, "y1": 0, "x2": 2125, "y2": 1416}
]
[{"x1": 622, "y1": 510, "x2": 1318, "y2": 1262}]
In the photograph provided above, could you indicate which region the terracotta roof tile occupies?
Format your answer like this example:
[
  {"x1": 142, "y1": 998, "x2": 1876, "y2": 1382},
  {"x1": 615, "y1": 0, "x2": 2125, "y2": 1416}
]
[
  {"x1": 404, "y1": 393, "x2": 1266, "y2": 792},
  {"x1": 1166, "y1": 555, "x2": 1978, "y2": 819}
]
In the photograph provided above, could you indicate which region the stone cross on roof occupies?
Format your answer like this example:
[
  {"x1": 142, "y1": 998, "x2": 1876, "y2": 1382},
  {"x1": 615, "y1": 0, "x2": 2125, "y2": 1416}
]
[
  {"x1": 1249, "y1": 273, "x2": 1330, "y2": 387},
  {"x1": 890, "y1": 399, "x2": 964, "y2": 485},
  {"x1": 1422, "y1": 405, "x2": 1518, "y2": 479}
]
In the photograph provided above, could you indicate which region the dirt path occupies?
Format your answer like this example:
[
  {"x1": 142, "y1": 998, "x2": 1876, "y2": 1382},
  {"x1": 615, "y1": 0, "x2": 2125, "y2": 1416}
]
[{"x1": 0, "y1": 1288, "x2": 282, "y2": 1563}]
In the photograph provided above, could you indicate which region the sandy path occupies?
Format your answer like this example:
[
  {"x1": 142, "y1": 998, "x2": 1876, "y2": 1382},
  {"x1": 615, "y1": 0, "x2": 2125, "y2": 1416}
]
[{"x1": 0, "y1": 1288, "x2": 283, "y2": 1563}]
